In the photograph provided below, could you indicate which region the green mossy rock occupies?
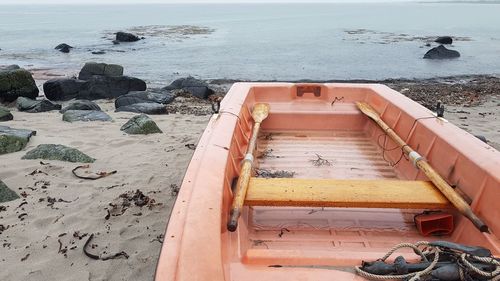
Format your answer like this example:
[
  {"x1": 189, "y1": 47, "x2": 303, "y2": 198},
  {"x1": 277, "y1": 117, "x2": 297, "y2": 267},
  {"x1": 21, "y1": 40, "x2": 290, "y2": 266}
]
[
  {"x1": 0, "y1": 65, "x2": 39, "y2": 102},
  {"x1": 0, "y1": 180, "x2": 19, "y2": 203},
  {"x1": 22, "y1": 144, "x2": 95, "y2": 163},
  {"x1": 0, "y1": 125, "x2": 36, "y2": 155},
  {"x1": 120, "y1": 114, "x2": 163, "y2": 135}
]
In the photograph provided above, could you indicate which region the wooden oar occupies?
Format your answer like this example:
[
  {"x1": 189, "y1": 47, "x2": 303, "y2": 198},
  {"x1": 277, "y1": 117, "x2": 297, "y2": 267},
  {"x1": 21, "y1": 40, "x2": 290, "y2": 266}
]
[
  {"x1": 227, "y1": 103, "x2": 270, "y2": 232},
  {"x1": 356, "y1": 102, "x2": 489, "y2": 233}
]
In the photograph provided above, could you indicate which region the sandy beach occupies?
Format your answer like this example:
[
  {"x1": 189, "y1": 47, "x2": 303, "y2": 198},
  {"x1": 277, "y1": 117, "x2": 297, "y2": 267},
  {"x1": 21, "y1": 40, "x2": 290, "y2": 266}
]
[{"x1": 1, "y1": 67, "x2": 499, "y2": 281}]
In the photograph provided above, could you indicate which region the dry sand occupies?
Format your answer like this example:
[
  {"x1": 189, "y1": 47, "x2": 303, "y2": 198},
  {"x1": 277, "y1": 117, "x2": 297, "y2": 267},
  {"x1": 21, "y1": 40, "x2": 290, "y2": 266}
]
[
  {"x1": 0, "y1": 101, "x2": 210, "y2": 281},
  {"x1": 1, "y1": 72, "x2": 499, "y2": 281}
]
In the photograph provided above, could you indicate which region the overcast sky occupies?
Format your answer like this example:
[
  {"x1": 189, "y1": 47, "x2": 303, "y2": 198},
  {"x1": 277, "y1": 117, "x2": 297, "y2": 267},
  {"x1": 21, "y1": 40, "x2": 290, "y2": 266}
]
[{"x1": 0, "y1": 0, "x2": 421, "y2": 4}]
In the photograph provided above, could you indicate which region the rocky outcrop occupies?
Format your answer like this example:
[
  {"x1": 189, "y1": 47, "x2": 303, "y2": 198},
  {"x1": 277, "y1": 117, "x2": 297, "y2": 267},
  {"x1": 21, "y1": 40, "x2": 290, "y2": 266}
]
[
  {"x1": 43, "y1": 63, "x2": 146, "y2": 100},
  {"x1": 43, "y1": 78, "x2": 87, "y2": 101},
  {"x1": 120, "y1": 114, "x2": 162, "y2": 135},
  {"x1": 163, "y1": 77, "x2": 213, "y2": 99},
  {"x1": 0, "y1": 125, "x2": 36, "y2": 155},
  {"x1": 62, "y1": 110, "x2": 112, "y2": 122},
  {"x1": 115, "y1": 31, "x2": 141, "y2": 42},
  {"x1": 114, "y1": 90, "x2": 175, "y2": 108},
  {"x1": 435, "y1": 36, "x2": 453, "y2": 45},
  {"x1": 115, "y1": 103, "x2": 167, "y2": 115},
  {"x1": 0, "y1": 180, "x2": 19, "y2": 203},
  {"x1": 22, "y1": 144, "x2": 95, "y2": 163},
  {"x1": 60, "y1": 100, "x2": 101, "y2": 113},
  {"x1": 16, "y1": 97, "x2": 61, "y2": 113},
  {"x1": 423, "y1": 45, "x2": 460, "y2": 59},
  {"x1": 0, "y1": 65, "x2": 39, "y2": 102},
  {"x1": 78, "y1": 62, "x2": 124, "y2": 80},
  {"x1": 0, "y1": 106, "x2": 13, "y2": 121},
  {"x1": 55, "y1": 43, "x2": 73, "y2": 53}
]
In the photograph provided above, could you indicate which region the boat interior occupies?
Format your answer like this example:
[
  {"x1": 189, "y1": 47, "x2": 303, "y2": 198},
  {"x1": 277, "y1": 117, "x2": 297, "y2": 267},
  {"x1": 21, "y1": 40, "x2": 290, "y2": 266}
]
[{"x1": 219, "y1": 83, "x2": 500, "y2": 274}]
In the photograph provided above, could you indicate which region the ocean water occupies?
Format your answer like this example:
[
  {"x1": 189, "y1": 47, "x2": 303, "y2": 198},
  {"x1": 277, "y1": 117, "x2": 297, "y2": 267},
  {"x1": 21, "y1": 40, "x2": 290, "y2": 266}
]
[{"x1": 0, "y1": 3, "x2": 499, "y2": 84}]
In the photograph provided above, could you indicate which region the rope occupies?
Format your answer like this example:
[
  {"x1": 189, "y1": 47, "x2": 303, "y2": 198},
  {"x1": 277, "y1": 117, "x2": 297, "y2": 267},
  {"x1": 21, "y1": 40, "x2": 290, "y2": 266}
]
[
  {"x1": 354, "y1": 241, "x2": 500, "y2": 281},
  {"x1": 354, "y1": 241, "x2": 440, "y2": 280}
]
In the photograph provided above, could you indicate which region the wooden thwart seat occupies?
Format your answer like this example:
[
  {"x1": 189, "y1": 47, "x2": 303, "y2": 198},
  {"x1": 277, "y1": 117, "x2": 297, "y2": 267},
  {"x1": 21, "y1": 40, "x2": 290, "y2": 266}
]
[{"x1": 245, "y1": 178, "x2": 450, "y2": 209}]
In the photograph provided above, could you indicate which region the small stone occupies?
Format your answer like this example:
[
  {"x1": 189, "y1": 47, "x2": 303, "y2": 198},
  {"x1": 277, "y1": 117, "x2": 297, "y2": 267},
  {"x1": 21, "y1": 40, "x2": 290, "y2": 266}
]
[
  {"x1": 62, "y1": 110, "x2": 112, "y2": 122},
  {"x1": 16, "y1": 97, "x2": 61, "y2": 113},
  {"x1": 60, "y1": 100, "x2": 101, "y2": 113},
  {"x1": 0, "y1": 106, "x2": 13, "y2": 121},
  {"x1": 121, "y1": 114, "x2": 162, "y2": 135},
  {"x1": 0, "y1": 125, "x2": 36, "y2": 155},
  {"x1": 0, "y1": 180, "x2": 19, "y2": 203},
  {"x1": 22, "y1": 144, "x2": 95, "y2": 163}
]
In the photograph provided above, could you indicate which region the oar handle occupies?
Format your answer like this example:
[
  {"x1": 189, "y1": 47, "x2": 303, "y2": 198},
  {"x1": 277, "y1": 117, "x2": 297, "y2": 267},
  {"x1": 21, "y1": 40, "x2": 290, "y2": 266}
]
[{"x1": 227, "y1": 159, "x2": 253, "y2": 232}]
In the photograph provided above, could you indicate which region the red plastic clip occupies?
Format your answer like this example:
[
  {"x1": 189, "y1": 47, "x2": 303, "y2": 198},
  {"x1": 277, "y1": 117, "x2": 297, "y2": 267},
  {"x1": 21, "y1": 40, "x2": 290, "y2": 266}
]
[{"x1": 414, "y1": 212, "x2": 454, "y2": 236}]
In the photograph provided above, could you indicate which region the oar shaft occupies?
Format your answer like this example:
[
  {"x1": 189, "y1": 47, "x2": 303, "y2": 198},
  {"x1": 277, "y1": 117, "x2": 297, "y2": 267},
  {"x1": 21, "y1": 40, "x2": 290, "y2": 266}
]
[
  {"x1": 227, "y1": 122, "x2": 261, "y2": 232},
  {"x1": 358, "y1": 102, "x2": 488, "y2": 233}
]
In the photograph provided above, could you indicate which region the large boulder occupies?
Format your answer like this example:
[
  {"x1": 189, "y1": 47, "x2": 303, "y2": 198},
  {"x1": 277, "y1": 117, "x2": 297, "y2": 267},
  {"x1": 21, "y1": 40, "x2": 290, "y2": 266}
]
[
  {"x1": 0, "y1": 180, "x2": 19, "y2": 203},
  {"x1": 43, "y1": 78, "x2": 87, "y2": 101},
  {"x1": 115, "y1": 31, "x2": 140, "y2": 42},
  {"x1": 60, "y1": 100, "x2": 101, "y2": 113},
  {"x1": 114, "y1": 90, "x2": 175, "y2": 108},
  {"x1": 423, "y1": 45, "x2": 460, "y2": 59},
  {"x1": 78, "y1": 62, "x2": 124, "y2": 80},
  {"x1": 79, "y1": 75, "x2": 146, "y2": 99},
  {"x1": 0, "y1": 125, "x2": 36, "y2": 155},
  {"x1": 0, "y1": 65, "x2": 39, "y2": 102},
  {"x1": 55, "y1": 43, "x2": 73, "y2": 53},
  {"x1": 435, "y1": 36, "x2": 453, "y2": 45},
  {"x1": 163, "y1": 77, "x2": 213, "y2": 99},
  {"x1": 16, "y1": 97, "x2": 61, "y2": 113},
  {"x1": 62, "y1": 110, "x2": 112, "y2": 122},
  {"x1": 115, "y1": 103, "x2": 167, "y2": 115},
  {"x1": 0, "y1": 106, "x2": 13, "y2": 121},
  {"x1": 120, "y1": 114, "x2": 162, "y2": 135},
  {"x1": 22, "y1": 144, "x2": 95, "y2": 163}
]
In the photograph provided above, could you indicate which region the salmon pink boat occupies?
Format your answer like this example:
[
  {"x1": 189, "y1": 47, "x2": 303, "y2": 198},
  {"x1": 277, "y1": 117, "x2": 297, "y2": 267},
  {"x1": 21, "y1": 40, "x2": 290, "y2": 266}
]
[{"x1": 156, "y1": 83, "x2": 500, "y2": 281}]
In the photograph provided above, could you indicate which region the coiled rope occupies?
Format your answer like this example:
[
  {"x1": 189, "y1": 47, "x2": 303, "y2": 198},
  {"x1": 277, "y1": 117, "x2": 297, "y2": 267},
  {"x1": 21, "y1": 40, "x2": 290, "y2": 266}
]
[{"x1": 354, "y1": 241, "x2": 500, "y2": 281}]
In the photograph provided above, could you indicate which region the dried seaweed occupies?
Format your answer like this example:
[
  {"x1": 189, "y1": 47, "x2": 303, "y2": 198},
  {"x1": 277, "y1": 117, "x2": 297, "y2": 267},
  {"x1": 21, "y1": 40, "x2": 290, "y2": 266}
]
[
  {"x1": 309, "y1": 153, "x2": 332, "y2": 167},
  {"x1": 255, "y1": 169, "x2": 295, "y2": 178}
]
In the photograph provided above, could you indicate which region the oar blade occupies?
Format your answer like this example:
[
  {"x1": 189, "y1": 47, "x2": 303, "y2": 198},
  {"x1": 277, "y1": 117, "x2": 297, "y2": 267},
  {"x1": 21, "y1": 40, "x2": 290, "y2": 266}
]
[
  {"x1": 356, "y1": 102, "x2": 379, "y2": 121},
  {"x1": 252, "y1": 103, "x2": 270, "y2": 123}
]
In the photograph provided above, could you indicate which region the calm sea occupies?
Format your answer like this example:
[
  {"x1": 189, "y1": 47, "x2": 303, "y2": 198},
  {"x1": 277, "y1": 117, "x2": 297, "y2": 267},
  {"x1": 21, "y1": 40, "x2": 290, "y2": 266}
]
[{"x1": 1, "y1": 3, "x2": 499, "y2": 84}]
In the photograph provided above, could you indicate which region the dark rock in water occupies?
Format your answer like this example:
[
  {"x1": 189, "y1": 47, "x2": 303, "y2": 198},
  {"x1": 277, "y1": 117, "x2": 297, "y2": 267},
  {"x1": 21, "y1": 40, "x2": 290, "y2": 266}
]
[
  {"x1": 0, "y1": 106, "x2": 13, "y2": 121},
  {"x1": 425, "y1": 43, "x2": 431, "y2": 47},
  {"x1": 112, "y1": 40, "x2": 120, "y2": 45},
  {"x1": 115, "y1": 90, "x2": 175, "y2": 108},
  {"x1": 423, "y1": 45, "x2": 460, "y2": 59},
  {"x1": 0, "y1": 125, "x2": 36, "y2": 155},
  {"x1": 435, "y1": 36, "x2": 453, "y2": 45},
  {"x1": 91, "y1": 50, "x2": 106, "y2": 55},
  {"x1": 43, "y1": 78, "x2": 87, "y2": 101},
  {"x1": 163, "y1": 77, "x2": 214, "y2": 99},
  {"x1": 1, "y1": 180, "x2": 20, "y2": 203},
  {"x1": 116, "y1": 31, "x2": 141, "y2": 42},
  {"x1": 62, "y1": 110, "x2": 112, "y2": 122},
  {"x1": 16, "y1": 97, "x2": 61, "y2": 113},
  {"x1": 22, "y1": 144, "x2": 95, "y2": 163},
  {"x1": 121, "y1": 114, "x2": 163, "y2": 135},
  {"x1": 115, "y1": 102, "x2": 167, "y2": 115},
  {"x1": 55, "y1": 43, "x2": 73, "y2": 53},
  {"x1": 0, "y1": 65, "x2": 39, "y2": 102},
  {"x1": 78, "y1": 62, "x2": 124, "y2": 80},
  {"x1": 60, "y1": 100, "x2": 101, "y2": 113},
  {"x1": 79, "y1": 75, "x2": 147, "y2": 99}
]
